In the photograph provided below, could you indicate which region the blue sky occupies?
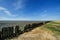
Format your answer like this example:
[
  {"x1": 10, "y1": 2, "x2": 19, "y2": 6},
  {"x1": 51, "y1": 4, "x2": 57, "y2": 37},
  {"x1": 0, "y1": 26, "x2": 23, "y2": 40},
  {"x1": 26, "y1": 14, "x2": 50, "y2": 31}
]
[{"x1": 0, "y1": 0, "x2": 60, "y2": 20}]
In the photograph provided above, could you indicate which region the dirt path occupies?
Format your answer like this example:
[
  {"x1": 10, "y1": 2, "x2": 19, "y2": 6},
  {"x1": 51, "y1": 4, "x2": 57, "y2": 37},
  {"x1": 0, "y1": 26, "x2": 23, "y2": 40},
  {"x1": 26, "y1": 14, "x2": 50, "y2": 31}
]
[{"x1": 10, "y1": 25, "x2": 57, "y2": 40}]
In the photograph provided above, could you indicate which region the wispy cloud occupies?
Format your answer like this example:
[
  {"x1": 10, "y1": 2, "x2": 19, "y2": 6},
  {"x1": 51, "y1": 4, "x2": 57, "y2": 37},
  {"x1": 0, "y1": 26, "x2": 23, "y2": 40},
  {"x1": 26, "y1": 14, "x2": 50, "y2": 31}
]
[
  {"x1": 40, "y1": 10, "x2": 48, "y2": 17},
  {"x1": 0, "y1": 6, "x2": 17, "y2": 17},
  {"x1": 32, "y1": 10, "x2": 59, "y2": 20},
  {"x1": 39, "y1": 10, "x2": 52, "y2": 20},
  {"x1": 0, "y1": 6, "x2": 31, "y2": 20},
  {"x1": 13, "y1": 0, "x2": 26, "y2": 10},
  {"x1": 0, "y1": 17, "x2": 32, "y2": 20}
]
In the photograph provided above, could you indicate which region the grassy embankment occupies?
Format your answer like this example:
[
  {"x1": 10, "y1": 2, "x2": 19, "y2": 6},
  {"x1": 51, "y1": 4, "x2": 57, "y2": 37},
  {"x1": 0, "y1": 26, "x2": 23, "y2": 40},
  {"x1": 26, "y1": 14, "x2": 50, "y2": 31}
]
[{"x1": 44, "y1": 21, "x2": 60, "y2": 35}]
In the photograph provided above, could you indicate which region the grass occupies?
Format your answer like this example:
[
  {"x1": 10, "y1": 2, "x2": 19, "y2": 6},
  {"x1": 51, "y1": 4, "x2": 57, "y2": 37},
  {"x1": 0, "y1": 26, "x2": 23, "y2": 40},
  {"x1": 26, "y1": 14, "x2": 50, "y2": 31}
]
[
  {"x1": 46, "y1": 27, "x2": 60, "y2": 35},
  {"x1": 44, "y1": 22, "x2": 60, "y2": 35}
]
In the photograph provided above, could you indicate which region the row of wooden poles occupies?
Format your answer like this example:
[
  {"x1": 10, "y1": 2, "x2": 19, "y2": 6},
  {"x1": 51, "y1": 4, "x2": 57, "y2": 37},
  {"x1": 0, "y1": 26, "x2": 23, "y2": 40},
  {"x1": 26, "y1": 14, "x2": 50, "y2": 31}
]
[{"x1": 0, "y1": 21, "x2": 50, "y2": 40}]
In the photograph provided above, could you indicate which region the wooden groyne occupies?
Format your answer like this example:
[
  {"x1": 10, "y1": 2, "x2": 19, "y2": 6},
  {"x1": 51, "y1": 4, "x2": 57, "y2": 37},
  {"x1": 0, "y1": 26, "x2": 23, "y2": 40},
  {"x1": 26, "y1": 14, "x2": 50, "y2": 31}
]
[{"x1": 0, "y1": 21, "x2": 50, "y2": 40}]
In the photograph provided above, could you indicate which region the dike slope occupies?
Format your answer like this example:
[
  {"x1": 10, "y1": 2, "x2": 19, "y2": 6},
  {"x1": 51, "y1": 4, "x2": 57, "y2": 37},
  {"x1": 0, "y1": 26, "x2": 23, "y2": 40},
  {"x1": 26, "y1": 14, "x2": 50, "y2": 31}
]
[{"x1": 10, "y1": 22, "x2": 60, "y2": 40}]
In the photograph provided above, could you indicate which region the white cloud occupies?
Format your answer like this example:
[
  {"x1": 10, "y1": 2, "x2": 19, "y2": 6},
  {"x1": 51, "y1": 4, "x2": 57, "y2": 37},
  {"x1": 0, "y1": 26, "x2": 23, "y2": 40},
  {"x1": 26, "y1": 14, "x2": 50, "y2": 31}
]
[
  {"x1": 32, "y1": 10, "x2": 59, "y2": 20},
  {"x1": 0, "y1": 6, "x2": 17, "y2": 17},
  {"x1": 40, "y1": 16, "x2": 58, "y2": 21},
  {"x1": 0, "y1": 17, "x2": 32, "y2": 20},
  {"x1": 36, "y1": 10, "x2": 48, "y2": 17},
  {"x1": 40, "y1": 10, "x2": 47, "y2": 14},
  {"x1": 0, "y1": 7, "x2": 7, "y2": 10},
  {"x1": 13, "y1": 0, "x2": 26, "y2": 10},
  {"x1": 0, "y1": 7, "x2": 32, "y2": 20}
]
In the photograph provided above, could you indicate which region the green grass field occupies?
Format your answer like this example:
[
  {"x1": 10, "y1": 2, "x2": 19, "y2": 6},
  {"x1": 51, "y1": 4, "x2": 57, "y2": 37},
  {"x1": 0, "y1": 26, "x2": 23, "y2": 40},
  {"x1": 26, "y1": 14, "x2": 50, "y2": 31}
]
[{"x1": 44, "y1": 21, "x2": 60, "y2": 35}]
